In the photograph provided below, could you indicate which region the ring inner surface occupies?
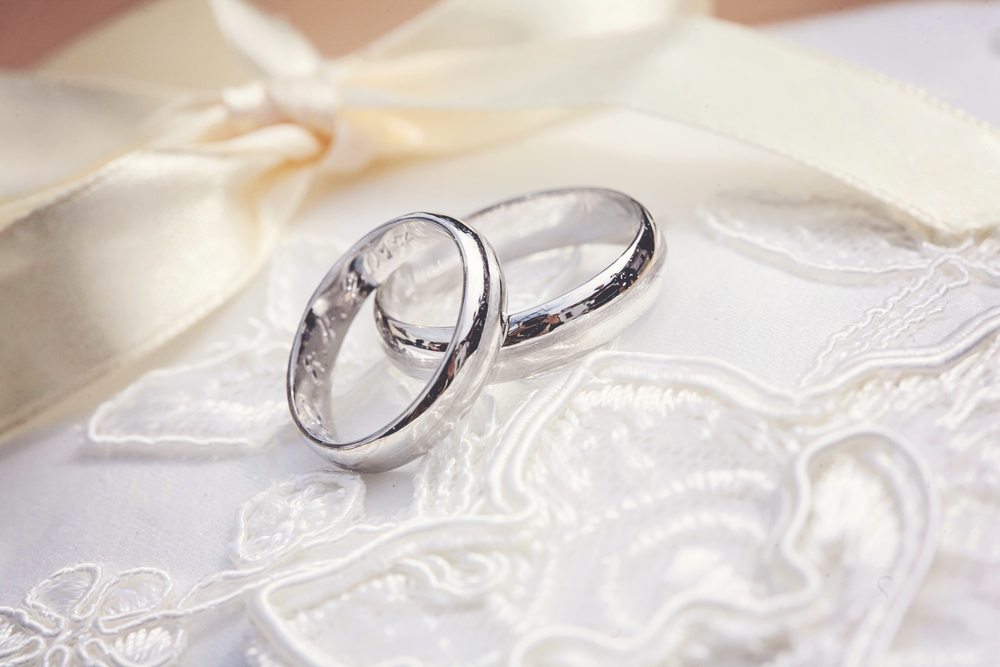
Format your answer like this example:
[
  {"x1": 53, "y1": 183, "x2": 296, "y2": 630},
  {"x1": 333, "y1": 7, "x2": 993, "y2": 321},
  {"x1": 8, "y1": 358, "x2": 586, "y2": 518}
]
[{"x1": 291, "y1": 219, "x2": 462, "y2": 446}]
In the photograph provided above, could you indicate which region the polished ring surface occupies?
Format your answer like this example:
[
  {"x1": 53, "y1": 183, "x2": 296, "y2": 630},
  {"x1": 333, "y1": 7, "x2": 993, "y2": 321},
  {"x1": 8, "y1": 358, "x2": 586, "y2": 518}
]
[
  {"x1": 287, "y1": 213, "x2": 506, "y2": 472},
  {"x1": 374, "y1": 188, "x2": 664, "y2": 383}
]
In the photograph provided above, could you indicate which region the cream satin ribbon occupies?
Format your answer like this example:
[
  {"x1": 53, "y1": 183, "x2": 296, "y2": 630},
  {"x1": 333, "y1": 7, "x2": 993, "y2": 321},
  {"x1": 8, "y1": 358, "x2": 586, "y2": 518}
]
[{"x1": 3, "y1": 0, "x2": 1000, "y2": 439}]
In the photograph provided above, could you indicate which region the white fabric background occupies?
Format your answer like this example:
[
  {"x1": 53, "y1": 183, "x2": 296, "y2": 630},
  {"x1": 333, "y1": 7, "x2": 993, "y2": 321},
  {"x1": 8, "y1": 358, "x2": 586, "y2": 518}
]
[{"x1": 3, "y1": 2, "x2": 1000, "y2": 665}]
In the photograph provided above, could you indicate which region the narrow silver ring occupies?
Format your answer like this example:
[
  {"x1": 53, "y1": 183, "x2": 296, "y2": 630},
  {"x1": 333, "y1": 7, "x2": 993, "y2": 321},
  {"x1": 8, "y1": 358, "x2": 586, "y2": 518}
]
[
  {"x1": 374, "y1": 188, "x2": 664, "y2": 383},
  {"x1": 287, "y1": 213, "x2": 506, "y2": 472}
]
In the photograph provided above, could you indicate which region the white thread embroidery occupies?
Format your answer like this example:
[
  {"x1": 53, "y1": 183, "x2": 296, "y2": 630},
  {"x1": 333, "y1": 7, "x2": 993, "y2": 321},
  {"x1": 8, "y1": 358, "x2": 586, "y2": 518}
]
[
  {"x1": 9, "y1": 194, "x2": 996, "y2": 666},
  {"x1": 0, "y1": 565, "x2": 186, "y2": 667}
]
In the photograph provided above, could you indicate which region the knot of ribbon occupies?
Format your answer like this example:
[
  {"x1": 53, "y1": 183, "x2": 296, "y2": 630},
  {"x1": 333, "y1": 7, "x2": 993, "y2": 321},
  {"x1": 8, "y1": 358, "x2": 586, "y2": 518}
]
[
  {"x1": 223, "y1": 78, "x2": 340, "y2": 135},
  {"x1": 215, "y1": 77, "x2": 371, "y2": 170}
]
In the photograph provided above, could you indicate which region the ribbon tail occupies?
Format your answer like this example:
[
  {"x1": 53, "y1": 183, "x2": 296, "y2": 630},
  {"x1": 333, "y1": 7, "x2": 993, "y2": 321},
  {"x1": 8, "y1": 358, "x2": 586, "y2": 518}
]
[
  {"x1": 338, "y1": 15, "x2": 1000, "y2": 234},
  {"x1": 0, "y1": 145, "x2": 314, "y2": 438},
  {"x1": 0, "y1": 75, "x2": 173, "y2": 201}
]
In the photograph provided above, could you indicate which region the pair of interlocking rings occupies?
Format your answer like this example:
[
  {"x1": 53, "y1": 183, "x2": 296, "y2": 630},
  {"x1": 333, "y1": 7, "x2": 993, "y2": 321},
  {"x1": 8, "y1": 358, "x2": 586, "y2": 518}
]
[{"x1": 287, "y1": 188, "x2": 665, "y2": 472}]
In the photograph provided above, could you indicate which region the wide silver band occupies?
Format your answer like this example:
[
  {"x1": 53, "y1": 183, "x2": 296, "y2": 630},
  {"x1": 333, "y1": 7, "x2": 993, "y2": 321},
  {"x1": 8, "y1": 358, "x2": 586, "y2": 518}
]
[
  {"x1": 287, "y1": 213, "x2": 506, "y2": 472},
  {"x1": 374, "y1": 188, "x2": 664, "y2": 383}
]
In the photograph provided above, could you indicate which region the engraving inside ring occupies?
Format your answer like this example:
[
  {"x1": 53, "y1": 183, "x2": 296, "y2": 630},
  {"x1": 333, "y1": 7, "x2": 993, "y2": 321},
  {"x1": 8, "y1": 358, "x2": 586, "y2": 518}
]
[{"x1": 293, "y1": 223, "x2": 465, "y2": 444}]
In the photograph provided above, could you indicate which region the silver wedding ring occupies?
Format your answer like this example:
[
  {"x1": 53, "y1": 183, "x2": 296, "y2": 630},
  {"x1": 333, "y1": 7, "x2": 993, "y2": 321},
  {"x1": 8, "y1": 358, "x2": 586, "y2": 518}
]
[
  {"x1": 374, "y1": 188, "x2": 663, "y2": 382},
  {"x1": 288, "y1": 188, "x2": 663, "y2": 472},
  {"x1": 287, "y1": 213, "x2": 505, "y2": 472}
]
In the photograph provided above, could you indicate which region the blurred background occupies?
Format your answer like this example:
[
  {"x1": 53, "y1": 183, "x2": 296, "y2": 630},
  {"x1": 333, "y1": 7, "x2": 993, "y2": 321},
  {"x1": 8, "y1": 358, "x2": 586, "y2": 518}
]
[{"x1": 0, "y1": 0, "x2": 898, "y2": 71}]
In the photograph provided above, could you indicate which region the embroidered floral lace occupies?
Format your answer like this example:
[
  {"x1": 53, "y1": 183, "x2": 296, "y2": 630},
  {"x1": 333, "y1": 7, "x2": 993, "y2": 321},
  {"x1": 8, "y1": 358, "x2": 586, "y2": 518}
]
[{"x1": 6, "y1": 186, "x2": 1000, "y2": 666}]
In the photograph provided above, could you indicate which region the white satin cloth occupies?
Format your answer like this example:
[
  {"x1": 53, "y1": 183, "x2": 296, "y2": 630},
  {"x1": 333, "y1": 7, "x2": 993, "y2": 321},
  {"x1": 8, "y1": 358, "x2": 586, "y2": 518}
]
[
  {"x1": 6, "y1": 0, "x2": 1000, "y2": 439},
  {"x1": 4, "y1": 2, "x2": 1000, "y2": 666}
]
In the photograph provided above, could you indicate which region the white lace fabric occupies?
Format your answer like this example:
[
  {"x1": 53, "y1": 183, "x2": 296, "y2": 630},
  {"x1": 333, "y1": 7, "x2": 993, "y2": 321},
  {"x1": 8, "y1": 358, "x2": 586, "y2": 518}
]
[{"x1": 5, "y1": 3, "x2": 1000, "y2": 666}]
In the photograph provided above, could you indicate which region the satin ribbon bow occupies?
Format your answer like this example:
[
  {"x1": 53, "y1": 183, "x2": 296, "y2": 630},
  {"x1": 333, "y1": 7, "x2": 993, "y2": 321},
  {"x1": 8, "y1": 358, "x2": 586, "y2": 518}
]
[{"x1": 3, "y1": 0, "x2": 1000, "y2": 439}]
